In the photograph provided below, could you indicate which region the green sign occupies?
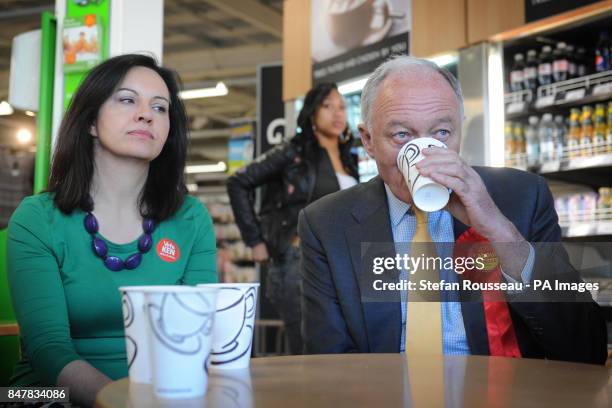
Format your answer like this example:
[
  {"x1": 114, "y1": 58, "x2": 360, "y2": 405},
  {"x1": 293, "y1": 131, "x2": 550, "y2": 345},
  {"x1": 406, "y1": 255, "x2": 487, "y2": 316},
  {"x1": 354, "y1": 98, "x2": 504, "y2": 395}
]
[{"x1": 63, "y1": 0, "x2": 110, "y2": 109}]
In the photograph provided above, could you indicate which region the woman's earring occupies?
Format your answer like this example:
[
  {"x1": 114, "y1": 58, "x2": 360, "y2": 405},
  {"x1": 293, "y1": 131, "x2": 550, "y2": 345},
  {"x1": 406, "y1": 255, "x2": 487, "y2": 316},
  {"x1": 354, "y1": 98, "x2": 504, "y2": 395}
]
[{"x1": 312, "y1": 124, "x2": 317, "y2": 133}]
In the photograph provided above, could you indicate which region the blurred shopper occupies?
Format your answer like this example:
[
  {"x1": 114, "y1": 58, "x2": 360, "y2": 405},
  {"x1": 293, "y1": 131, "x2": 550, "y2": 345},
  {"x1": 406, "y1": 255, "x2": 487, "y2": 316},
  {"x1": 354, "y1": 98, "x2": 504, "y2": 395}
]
[
  {"x1": 299, "y1": 56, "x2": 607, "y2": 364},
  {"x1": 7, "y1": 54, "x2": 217, "y2": 405},
  {"x1": 227, "y1": 83, "x2": 358, "y2": 354}
]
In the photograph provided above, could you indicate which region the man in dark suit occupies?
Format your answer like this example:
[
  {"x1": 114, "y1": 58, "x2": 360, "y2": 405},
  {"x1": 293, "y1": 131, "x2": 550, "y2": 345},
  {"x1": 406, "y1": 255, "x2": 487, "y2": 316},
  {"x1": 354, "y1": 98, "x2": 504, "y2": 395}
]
[{"x1": 298, "y1": 56, "x2": 607, "y2": 364}]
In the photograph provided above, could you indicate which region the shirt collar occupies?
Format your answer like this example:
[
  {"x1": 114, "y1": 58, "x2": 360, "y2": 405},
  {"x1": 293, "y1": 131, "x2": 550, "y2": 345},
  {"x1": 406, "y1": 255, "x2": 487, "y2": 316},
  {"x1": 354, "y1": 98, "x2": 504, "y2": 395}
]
[
  {"x1": 384, "y1": 183, "x2": 447, "y2": 228},
  {"x1": 384, "y1": 183, "x2": 411, "y2": 227}
]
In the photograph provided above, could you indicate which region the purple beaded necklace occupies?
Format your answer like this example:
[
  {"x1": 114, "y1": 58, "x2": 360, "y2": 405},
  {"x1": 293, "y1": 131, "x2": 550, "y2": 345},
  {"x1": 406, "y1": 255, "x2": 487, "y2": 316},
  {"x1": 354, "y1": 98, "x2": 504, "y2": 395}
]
[{"x1": 84, "y1": 203, "x2": 156, "y2": 272}]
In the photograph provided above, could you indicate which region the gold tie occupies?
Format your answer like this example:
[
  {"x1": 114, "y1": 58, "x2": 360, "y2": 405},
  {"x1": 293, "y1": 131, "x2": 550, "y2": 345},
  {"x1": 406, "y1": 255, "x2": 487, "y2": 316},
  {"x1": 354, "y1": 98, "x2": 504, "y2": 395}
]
[{"x1": 405, "y1": 207, "x2": 443, "y2": 355}]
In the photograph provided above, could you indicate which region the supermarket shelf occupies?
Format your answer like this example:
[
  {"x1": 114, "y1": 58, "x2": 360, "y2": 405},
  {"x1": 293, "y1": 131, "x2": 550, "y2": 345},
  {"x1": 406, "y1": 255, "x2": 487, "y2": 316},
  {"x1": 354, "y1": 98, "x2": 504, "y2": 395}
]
[
  {"x1": 539, "y1": 155, "x2": 612, "y2": 188},
  {"x1": 506, "y1": 153, "x2": 612, "y2": 188},
  {"x1": 561, "y1": 221, "x2": 612, "y2": 238},
  {"x1": 504, "y1": 70, "x2": 612, "y2": 119},
  {"x1": 536, "y1": 70, "x2": 612, "y2": 105},
  {"x1": 539, "y1": 153, "x2": 612, "y2": 173}
]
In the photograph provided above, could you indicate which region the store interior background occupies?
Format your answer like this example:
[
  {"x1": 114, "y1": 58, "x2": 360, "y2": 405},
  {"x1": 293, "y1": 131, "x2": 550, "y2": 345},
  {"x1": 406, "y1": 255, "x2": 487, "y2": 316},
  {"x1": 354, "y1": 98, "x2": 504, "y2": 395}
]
[{"x1": 0, "y1": 0, "x2": 611, "y2": 373}]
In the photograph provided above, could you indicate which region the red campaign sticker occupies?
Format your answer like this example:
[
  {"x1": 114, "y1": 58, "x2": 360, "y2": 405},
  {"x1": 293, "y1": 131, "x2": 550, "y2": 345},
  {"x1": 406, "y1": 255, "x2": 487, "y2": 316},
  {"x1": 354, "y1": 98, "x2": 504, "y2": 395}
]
[{"x1": 156, "y1": 238, "x2": 180, "y2": 263}]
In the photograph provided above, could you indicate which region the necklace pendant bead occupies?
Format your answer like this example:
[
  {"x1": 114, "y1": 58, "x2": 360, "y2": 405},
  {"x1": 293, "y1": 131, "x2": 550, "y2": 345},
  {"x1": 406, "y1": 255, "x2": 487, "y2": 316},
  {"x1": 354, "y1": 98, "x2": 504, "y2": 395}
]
[
  {"x1": 138, "y1": 234, "x2": 153, "y2": 252},
  {"x1": 92, "y1": 237, "x2": 108, "y2": 257},
  {"x1": 143, "y1": 219, "x2": 156, "y2": 234},
  {"x1": 84, "y1": 213, "x2": 99, "y2": 233},
  {"x1": 104, "y1": 256, "x2": 125, "y2": 271},
  {"x1": 125, "y1": 253, "x2": 142, "y2": 270}
]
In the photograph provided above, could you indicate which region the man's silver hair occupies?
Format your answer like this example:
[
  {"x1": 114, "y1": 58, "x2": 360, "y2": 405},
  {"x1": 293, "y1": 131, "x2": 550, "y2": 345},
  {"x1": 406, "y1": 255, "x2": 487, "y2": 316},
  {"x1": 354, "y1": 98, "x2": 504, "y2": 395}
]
[{"x1": 360, "y1": 55, "x2": 464, "y2": 131}]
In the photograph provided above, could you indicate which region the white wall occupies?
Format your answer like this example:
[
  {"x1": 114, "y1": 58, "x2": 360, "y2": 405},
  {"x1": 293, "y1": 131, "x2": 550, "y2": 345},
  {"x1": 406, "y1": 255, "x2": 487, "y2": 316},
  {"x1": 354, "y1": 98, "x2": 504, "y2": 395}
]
[{"x1": 109, "y1": 0, "x2": 164, "y2": 62}]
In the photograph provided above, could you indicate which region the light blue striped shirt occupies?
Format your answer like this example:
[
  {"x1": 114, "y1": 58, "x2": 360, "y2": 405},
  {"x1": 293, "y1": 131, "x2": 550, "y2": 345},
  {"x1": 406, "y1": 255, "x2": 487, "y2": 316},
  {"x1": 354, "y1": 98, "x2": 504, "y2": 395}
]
[{"x1": 383, "y1": 184, "x2": 535, "y2": 355}]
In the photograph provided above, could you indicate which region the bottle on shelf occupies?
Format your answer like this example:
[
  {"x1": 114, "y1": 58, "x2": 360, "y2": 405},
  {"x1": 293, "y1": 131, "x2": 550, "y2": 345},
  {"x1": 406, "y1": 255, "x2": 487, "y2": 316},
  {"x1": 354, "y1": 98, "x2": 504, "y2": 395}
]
[
  {"x1": 538, "y1": 45, "x2": 553, "y2": 87},
  {"x1": 510, "y1": 53, "x2": 525, "y2": 92},
  {"x1": 504, "y1": 121, "x2": 514, "y2": 164},
  {"x1": 526, "y1": 116, "x2": 540, "y2": 167},
  {"x1": 607, "y1": 101, "x2": 612, "y2": 153},
  {"x1": 553, "y1": 114, "x2": 566, "y2": 161},
  {"x1": 580, "y1": 105, "x2": 594, "y2": 156},
  {"x1": 583, "y1": 193, "x2": 597, "y2": 222},
  {"x1": 552, "y1": 42, "x2": 569, "y2": 82},
  {"x1": 565, "y1": 44, "x2": 577, "y2": 79},
  {"x1": 576, "y1": 47, "x2": 588, "y2": 77},
  {"x1": 513, "y1": 122, "x2": 526, "y2": 165},
  {"x1": 595, "y1": 30, "x2": 610, "y2": 73},
  {"x1": 523, "y1": 50, "x2": 538, "y2": 91},
  {"x1": 568, "y1": 108, "x2": 582, "y2": 158},
  {"x1": 598, "y1": 187, "x2": 611, "y2": 220},
  {"x1": 538, "y1": 113, "x2": 555, "y2": 163},
  {"x1": 593, "y1": 103, "x2": 607, "y2": 154}
]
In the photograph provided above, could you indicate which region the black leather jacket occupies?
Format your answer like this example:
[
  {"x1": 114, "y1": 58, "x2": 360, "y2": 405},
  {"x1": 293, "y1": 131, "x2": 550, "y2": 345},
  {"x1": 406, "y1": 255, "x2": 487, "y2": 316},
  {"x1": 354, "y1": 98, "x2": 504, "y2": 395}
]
[{"x1": 227, "y1": 136, "x2": 358, "y2": 259}]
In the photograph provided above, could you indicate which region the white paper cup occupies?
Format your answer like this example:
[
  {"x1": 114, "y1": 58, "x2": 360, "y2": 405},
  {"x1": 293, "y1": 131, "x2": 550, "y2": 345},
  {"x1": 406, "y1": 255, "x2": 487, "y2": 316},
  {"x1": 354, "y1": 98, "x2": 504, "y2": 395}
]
[
  {"x1": 397, "y1": 137, "x2": 450, "y2": 212},
  {"x1": 197, "y1": 283, "x2": 259, "y2": 370},
  {"x1": 144, "y1": 286, "x2": 219, "y2": 399},
  {"x1": 119, "y1": 286, "x2": 157, "y2": 384}
]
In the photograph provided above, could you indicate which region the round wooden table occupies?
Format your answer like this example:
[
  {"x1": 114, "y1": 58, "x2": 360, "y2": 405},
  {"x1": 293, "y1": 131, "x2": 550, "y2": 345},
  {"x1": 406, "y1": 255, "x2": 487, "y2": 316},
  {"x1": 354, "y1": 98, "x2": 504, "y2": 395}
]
[{"x1": 95, "y1": 354, "x2": 611, "y2": 408}]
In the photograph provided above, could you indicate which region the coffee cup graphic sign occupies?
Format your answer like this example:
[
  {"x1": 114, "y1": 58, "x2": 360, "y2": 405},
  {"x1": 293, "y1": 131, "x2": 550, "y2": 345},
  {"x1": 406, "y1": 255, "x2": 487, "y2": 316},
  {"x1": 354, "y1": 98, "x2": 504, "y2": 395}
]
[
  {"x1": 397, "y1": 137, "x2": 451, "y2": 212},
  {"x1": 311, "y1": 0, "x2": 410, "y2": 84},
  {"x1": 327, "y1": 0, "x2": 376, "y2": 49}
]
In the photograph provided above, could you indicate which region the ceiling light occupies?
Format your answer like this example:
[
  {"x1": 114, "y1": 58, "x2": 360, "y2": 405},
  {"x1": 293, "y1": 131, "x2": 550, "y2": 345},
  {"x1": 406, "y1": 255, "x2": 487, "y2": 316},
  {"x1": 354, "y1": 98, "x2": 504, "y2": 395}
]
[
  {"x1": 427, "y1": 53, "x2": 458, "y2": 67},
  {"x1": 16, "y1": 128, "x2": 33, "y2": 144},
  {"x1": 0, "y1": 101, "x2": 14, "y2": 115},
  {"x1": 338, "y1": 77, "x2": 368, "y2": 95},
  {"x1": 185, "y1": 161, "x2": 227, "y2": 174},
  {"x1": 25, "y1": 110, "x2": 36, "y2": 117},
  {"x1": 180, "y1": 82, "x2": 228, "y2": 100}
]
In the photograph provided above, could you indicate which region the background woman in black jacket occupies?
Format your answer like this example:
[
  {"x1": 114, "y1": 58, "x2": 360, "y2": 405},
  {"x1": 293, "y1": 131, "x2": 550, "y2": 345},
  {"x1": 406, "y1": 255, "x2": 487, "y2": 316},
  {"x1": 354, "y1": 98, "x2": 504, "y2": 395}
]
[{"x1": 227, "y1": 83, "x2": 358, "y2": 354}]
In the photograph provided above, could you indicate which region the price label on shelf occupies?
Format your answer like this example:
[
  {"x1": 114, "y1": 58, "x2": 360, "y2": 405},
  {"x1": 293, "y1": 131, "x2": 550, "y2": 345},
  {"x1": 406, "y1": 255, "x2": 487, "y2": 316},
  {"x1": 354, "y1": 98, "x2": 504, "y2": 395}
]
[
  {"x1": 563, "y1": 88, "x2": 585, "y2": 102},
  {"x1": 540, "y1": 161, "x2": 560, "y2": 173},
  {"x1": 535, "y1": 95, "x2": 555, "y2": 108},
  {"x1": 599, "y1": 222, "x2": 612, "y2": 236},
  {"x1": 592, "y1": 83, "x2": 612, "y2": 96},
  {"x1": 506, "y1": 102, "x2": 526, "y2": 115}
]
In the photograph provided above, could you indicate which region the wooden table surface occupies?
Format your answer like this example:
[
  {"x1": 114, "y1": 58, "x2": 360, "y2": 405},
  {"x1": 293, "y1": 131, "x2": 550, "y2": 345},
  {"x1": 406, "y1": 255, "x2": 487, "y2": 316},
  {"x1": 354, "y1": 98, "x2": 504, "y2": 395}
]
[
  {"x1": 0, "y1": 321, "x2": 19, "y2": 336},
  {"x1": 95, "y1": 354, "x2": 611, "y2": 408}
]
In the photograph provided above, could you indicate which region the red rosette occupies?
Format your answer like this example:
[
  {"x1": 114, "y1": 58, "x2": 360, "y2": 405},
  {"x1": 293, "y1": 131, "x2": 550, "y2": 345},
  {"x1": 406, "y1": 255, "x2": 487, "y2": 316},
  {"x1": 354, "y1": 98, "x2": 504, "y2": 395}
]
[
  {"x1": 454, "y1": 227, "x2": 522, "y2": 358},
  {"x1": 453, "y1": 228, "x2": 502, "y2": 294}
]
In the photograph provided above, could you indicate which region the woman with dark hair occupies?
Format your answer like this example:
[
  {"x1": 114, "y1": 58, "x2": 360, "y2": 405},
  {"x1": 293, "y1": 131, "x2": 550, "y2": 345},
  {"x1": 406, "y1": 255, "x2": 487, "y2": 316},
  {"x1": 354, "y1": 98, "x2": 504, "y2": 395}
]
[
  {"x1": 7, "y1": 54, "x2": 216, "y2": 405},
  {"x1": 227, "y1": 83, "x2": 358, "y2": 354}
]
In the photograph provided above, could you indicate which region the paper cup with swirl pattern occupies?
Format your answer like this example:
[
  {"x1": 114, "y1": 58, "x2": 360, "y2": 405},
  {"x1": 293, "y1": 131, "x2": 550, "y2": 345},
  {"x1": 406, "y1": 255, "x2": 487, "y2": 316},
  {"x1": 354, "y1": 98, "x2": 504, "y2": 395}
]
[
  {"x1": 397, "y1": 137, "x2": 450, "y2": 212},
  {"x1": 144, "y1": 286, "x2": 219, "y2": 399},
  {"x1": 198, "y1": 283, "x2": 259, "y2": 369}
]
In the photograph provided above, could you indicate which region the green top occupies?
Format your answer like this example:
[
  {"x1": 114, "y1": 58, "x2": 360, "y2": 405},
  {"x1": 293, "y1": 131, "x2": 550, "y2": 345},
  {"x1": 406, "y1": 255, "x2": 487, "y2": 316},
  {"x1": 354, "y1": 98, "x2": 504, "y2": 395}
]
[{"x1": 7, "y1": 193, "x2": 217, "y2": 386}]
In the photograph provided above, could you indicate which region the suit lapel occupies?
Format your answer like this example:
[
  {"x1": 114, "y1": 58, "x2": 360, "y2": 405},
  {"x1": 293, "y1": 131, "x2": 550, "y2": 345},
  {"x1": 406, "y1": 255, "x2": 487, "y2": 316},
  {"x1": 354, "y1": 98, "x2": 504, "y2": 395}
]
[{"x1": 345, "y1": 177, "x2": 401, "y2": 352}]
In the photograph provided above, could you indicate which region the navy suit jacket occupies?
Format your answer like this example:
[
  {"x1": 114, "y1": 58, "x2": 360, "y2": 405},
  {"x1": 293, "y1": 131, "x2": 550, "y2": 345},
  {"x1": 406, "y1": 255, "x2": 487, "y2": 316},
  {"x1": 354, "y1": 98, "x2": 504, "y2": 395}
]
[{"x1": 298, "y1": 166, "x2": 607, "y2": 365}]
